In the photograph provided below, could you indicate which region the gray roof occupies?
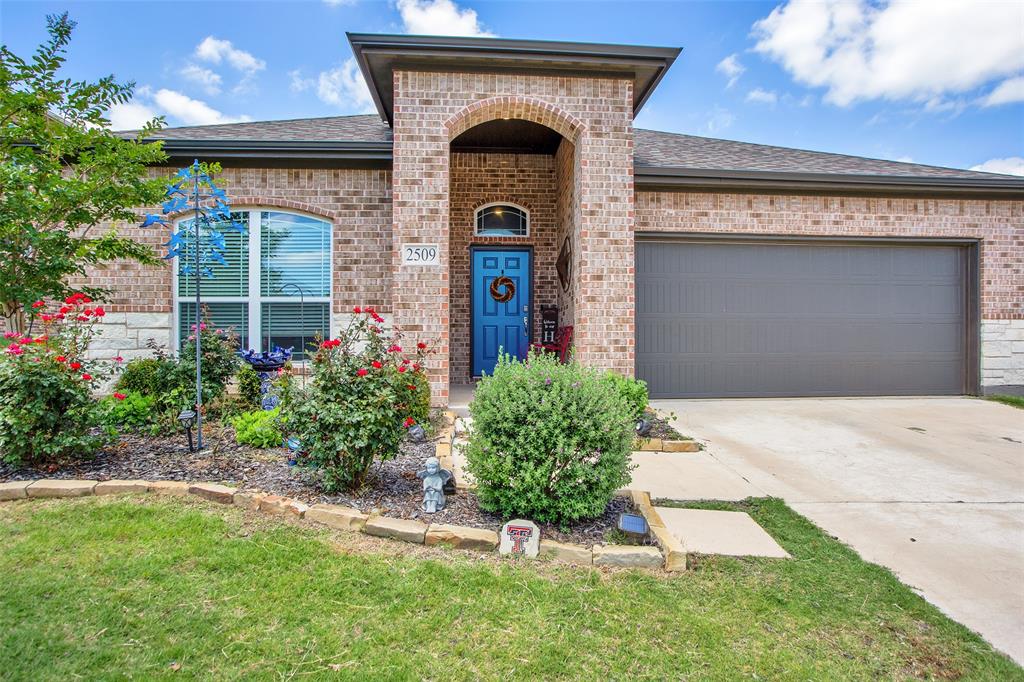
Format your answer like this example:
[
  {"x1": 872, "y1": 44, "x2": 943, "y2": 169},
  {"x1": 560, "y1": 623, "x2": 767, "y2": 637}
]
[
  {"x1": 139, "y1": 114, "x2": 1021, "y2": 187},
  {"x1": 633, "y1": 128, "x2": 1004, "y2": 180}
]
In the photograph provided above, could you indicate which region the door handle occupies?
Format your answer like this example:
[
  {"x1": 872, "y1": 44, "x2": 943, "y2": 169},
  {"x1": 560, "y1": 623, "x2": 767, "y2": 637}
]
[{"x1": 523, "y1": 316, "x2": 529, "y2": 333}]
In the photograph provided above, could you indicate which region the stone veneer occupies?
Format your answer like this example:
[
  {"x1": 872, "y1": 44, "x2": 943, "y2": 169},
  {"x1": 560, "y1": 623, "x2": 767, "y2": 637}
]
[{"x1": 981, "y1": 320, "x2": 1024, "y2": 390}]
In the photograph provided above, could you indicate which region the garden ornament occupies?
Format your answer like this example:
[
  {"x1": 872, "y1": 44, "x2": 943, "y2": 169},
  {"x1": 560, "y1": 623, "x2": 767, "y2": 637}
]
[
  {"x1": 407, "y1": 424, "x2": 426, "y2": 442},
  {"x1": 417, "y1": 456, "x2": 453, "y2": 513}
]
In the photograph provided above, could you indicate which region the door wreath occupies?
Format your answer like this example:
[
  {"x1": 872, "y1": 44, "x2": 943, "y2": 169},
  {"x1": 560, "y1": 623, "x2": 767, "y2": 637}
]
[{"x1": 489, "y1": 275, "x2": 516, "y2": 303}]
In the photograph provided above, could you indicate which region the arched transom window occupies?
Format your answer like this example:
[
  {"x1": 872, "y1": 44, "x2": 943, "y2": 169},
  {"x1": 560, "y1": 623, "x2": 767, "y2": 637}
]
[
  {"x1": 174, "y1": 210, "x2": 331, "y2": 360},
  {"x1": 475, "y1": 203, "x2": 529, "y2": 237}
]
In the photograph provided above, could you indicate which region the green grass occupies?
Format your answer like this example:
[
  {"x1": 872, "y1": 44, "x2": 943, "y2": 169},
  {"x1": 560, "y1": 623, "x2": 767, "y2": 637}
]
[
  {"x1": 987, "y1": 394, "x2": 1024, "y2": 409},
  {"x1": 1, "y1": 496, "x2": 1020, "y2": 681}
]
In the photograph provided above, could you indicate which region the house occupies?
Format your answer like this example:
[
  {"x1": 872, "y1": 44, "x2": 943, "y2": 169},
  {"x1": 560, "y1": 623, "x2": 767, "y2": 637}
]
[{"x1": 93, "y1": 33, "x2": 1024, "y2": 403}]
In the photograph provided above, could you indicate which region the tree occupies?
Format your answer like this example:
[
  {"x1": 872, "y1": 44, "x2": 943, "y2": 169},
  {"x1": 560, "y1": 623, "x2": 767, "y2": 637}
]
[{"x1": 0, "y1": 12, "x2": 168, "y2": 332}]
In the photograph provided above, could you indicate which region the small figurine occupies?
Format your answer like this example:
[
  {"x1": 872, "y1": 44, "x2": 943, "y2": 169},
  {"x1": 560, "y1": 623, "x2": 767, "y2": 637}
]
[{"x1": 417, "y1": 456, "x2": 453, "y2": 513}]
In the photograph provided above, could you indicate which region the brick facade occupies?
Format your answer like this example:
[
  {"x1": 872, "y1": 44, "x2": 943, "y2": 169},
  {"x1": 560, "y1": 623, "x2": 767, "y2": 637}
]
[
  {"x1": 448, "y1": 152, "x2": 558, "y2": 384},
  {"x1": 392, "y1": 74, "x2": 636, "y2": 404}
]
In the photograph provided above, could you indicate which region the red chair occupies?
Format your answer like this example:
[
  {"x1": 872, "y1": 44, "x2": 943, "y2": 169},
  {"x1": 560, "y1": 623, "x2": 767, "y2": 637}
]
[{"x1": 530, "y1": 325, "x2": 573, "y2": 363}]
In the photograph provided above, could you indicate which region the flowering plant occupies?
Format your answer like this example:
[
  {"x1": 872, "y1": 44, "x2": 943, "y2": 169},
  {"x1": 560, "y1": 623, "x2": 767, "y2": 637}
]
[
  {"x1": 279, "y1": 306, "x2": 432, "y2": 492},
  {"x1": 0, "y1": 295, "x2": 122, "y2": 465}
]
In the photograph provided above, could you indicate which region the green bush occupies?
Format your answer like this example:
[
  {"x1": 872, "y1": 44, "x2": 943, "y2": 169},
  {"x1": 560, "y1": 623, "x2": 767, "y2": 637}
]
[
  {"x1": 237, "y1": 364, "x2": 262, "y2": 408},
  {"x1": 279, "y1": 308, "x2": 431, "y2": 492},
  {"x1": 465, "y1": 351, "x2": 634, "y2": 524},
  {"x1": 115, "y1": 358, "x2": 174, "y2": 397},
  {"x1": 0, "y1": 295, "x2": 115, "y2": 466},
  {"x1": 403, "y1": 368, "x2": 431, "y2": 427},
  {"x1": 602, "y1": 371, "x2": 649, "y2": 422},
  {"x1": 163, "y1": 324, "x2": 240, "y2": 409},
  {"x1": 99, "y1": 391, "x2": 156, "y2": 433},
  {"x1": 231, "y1": 408, "x2": 283, "y2": 448}
]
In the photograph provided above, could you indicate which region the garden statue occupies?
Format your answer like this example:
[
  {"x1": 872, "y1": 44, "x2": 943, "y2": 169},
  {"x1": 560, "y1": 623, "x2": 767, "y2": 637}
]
[{"x1": 417, "y1": 456, "x2": 453, "y2": 513}]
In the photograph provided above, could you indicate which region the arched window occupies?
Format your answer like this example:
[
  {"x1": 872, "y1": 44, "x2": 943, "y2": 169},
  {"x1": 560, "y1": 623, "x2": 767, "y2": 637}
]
[
  {"x1": 174, "y1": 210, "x2": 331, "y2": 360},
  {"x1": 475, "y1": 203, "x2": 529, "y2": 237}
]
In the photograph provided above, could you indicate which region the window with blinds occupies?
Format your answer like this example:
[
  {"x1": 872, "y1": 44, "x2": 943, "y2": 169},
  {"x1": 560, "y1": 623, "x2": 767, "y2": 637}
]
[{"x1": 174, "y1": 210, "x2": 332, "y2": 357}]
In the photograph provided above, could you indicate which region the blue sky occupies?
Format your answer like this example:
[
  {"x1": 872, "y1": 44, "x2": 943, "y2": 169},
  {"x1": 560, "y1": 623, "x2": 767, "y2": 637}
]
[{"x1": 2, "y1": 0, "x2": 1023, "y2": 174}]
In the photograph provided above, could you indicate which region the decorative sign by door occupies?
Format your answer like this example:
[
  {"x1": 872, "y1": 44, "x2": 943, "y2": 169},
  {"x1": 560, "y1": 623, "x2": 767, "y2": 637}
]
[
  {"x1": 556, "y1": 236, "x2": 572, "y2": 291},
  {"x1": 401, "y1": 244, "x2": 439, "y2": 266}
]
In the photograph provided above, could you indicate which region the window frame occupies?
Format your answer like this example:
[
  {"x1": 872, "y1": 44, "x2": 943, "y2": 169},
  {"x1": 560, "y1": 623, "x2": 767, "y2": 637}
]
[
  {"x1": 171, "y1": 208, "x2": 333, "y2": 355},
  {"x1": 473, "y1": 202, "x2": 530, "y2": 237}
]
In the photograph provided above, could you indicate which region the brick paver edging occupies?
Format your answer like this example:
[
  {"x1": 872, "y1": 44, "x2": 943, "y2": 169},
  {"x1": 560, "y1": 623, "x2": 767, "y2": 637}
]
[
  {"x1": 634, "y1": 437, "x2": 702, "y2": 452},
  {"x1": 0, "y1": 478, "x2": 672, "y2": 570}
]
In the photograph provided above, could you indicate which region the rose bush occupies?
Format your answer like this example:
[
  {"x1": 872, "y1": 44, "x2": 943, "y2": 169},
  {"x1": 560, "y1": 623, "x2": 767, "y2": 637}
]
[
  {"x1": 0, "y1": 294, "x2": 120, "y2": 466},
  {"x1": 279, "y1": 307, "x2": 432, "y2": 492}
]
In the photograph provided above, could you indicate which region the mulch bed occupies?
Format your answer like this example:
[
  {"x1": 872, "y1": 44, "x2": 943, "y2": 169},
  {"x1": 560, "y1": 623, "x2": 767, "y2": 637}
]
[
  {"x1": 643, "y1": 409, "x2": 687, "y2": 440},
  {"x1": 0, "y1": 425, "x2": 631, "y2": 546}
]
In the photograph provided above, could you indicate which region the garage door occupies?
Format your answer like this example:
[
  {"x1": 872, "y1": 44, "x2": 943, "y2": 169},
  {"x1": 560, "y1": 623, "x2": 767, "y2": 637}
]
[{"x1": 636, "y1": 239, "x2": 969, "y2": 398}]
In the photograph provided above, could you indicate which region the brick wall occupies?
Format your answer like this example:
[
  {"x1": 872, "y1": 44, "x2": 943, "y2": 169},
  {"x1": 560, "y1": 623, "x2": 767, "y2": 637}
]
[
  {"x1": 392, "y1": 72, "x2": 636, "y2": 403},
  {"x1": 636, "y1": 190, "x2": 1024, "y2": 388},
  {"x1": 448, "y1": 152, "x2": 558, "y2": 383},
  {"x1": 77, "y1": 166, "x2": 392, "y2": 359}
]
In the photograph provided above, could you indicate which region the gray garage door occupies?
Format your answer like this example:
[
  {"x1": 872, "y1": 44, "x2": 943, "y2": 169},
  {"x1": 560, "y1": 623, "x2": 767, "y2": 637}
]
[{"x1": 636, "y1": 240, "x2": 968, "y2": 398}]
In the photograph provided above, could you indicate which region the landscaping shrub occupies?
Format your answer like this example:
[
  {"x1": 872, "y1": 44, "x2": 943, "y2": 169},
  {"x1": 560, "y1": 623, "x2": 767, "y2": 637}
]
[
  {"x1": 279, "y1": 307, "x2": 431, "y2": 492},
  {"x1": 99, "y1": 391, "x2": 157, "y2": 433},
  {"x1": 231, "y1": 408, "x2": 282, "y2": 448},
  {"x1": 602, "y1": 371, "x2": 649, "y2": 422},
  {"x1": 162, "y1": 322, "x2": 240, "y2": 409},
  {"x1": 237, "y1": 363, "x2": 262, "y2": 408},
  {"x1": 115, "y1": 357, "x2": 173, "y2": 397},
  {"x1": 465, "y1": 351, "x2": 634, "y2": 524},
  {"x1": 403, "y1": 368, "x2": 432, "y2": 428},
  {"x1": 0, "y1": 294, "x2": 117, "y2": 465}
]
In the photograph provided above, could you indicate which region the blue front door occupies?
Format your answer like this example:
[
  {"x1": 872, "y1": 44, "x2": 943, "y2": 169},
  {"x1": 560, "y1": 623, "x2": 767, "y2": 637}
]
[{"x1": 472, "y1": 249, "x2": 531, "y2": 376}]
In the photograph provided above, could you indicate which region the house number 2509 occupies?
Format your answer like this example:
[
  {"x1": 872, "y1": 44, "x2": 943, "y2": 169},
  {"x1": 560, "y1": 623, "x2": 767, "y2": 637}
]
[{"x1": 402, "y1": 244, "x2": 439, "y2": 265}]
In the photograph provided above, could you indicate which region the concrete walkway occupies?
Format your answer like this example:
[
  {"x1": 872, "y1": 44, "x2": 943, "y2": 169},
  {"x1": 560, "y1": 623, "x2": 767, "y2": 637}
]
[{"x1": 650, "y1": 397, "x2": 1024, "y2": 664}]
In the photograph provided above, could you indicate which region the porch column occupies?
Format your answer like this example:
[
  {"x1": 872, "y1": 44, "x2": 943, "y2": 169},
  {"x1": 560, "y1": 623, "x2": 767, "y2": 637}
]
[
  {"x1": 391, "y1": 75, "x2": 451, "y2": 406},
  {"x1": 572, "y1": 120, "x2": 636, "y2": 377}
]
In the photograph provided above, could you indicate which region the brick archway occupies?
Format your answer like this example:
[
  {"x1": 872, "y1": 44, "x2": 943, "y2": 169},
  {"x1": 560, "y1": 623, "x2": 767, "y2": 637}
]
[{"x1": 444, "y1": 95, "x2": 585, "y2": 144}]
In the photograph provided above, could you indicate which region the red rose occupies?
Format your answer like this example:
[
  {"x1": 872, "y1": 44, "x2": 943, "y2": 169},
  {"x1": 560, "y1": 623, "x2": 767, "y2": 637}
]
[
  {"x1": 356, "y1": 368, "x2": 368, "y2": 377},
  {"x1": 371, "y1": 360, "x2": 382, "y2": 369},
  {"x1": 406, "y1": 384, "x2": 417, "y2": 391},
  {"x1": 388, "y1": 345, "x2": 402, "y2": 353},
  {"x1": 398, "y1": 365, "x2": 407, "y2": 373},
  {"x1": 417, "y1": 342, "x2": 427, "y2": 350},
  {"x1": 113, "y1": 392, "x2": 127, "y2": 400},
  {"x1": 31, "y1": 300, "x2": 45, "y2": 309},
  {"x1": 81, "y1": 373, "x2": 92, "y2": 381},
  {"x1": 412, "y1": 363, "x2": 420, "y2": 371},
  {"x1": 69, "y1": 361, "x2": 82, "y2": 370},
  {"x1": 353, "y1": 306, "x2": 361, "y2": 314},
  {"x1": 94, "y1": 306, "x2": 105, "y2": 317},
  {"x1": 114, "y1": 356, "x2": 123, "y2": 363},
  {"x1": 403, "y1": 417, "x2": 415, "y2": 428},
  {"x1": 59, "y1": 306, "x2": 71, "y2": 314},
  {"x1": 55, "y1": 355, "x2": 66, "y2": 363},
  {"x1": 82, "y1": 296, "x2": 92, "y2": 303},
  {"x1": 402, "y1": 358, "x2": 411, "y2": 365}
]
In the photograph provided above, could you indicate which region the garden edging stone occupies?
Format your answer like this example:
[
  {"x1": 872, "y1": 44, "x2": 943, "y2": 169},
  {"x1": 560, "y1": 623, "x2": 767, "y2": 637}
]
[
  {"x1": 149, "y1": 481, "x2": 190, "y2": 496},
  {"x1": 593, "y1": 544, "x2": 664, "y2": 568},
  {"x1": 425, "y1": 523, "x2": 499, "y2": 551},
  {"x1": 631, "y1": 490, "x2": 687, "y2": 572},
  {"x1": 188, "y1": 483, "x2": 237, "y2": 504},
  {"x1": 94, "y1": 480, "x2": 150, "y2": 495},
  {"x1": 305, "y1": 504, "x2": 369, "y2": 531},
  {"x1": 539, "y1": 539, "x2": 593, "y2": 565},
  {"x1": 0, "y1": 480, "x2": 31, "y2": 501},
  {"x1": 363, "y1": 515, "x2": 428, "y2": 544},
  {"x1": 26, "y1": 479, "x2": 97, "y2": 498}
]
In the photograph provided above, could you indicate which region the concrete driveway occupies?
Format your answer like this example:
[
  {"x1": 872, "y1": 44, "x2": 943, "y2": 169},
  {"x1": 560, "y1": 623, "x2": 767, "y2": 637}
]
[{"x1": 650, "y1": 397, "x2": 1024, "y2": 664}]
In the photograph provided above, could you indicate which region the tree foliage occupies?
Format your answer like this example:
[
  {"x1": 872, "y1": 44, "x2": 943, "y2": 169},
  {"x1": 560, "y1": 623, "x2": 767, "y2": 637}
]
[{"x1": 0, "y1": 13, "x2": 167, "y2": 331}]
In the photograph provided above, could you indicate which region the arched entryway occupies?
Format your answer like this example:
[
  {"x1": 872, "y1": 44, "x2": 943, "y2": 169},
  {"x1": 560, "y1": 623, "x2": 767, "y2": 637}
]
[{"x1": 446, "y1": 105, "x2": 582, "y2": 385}]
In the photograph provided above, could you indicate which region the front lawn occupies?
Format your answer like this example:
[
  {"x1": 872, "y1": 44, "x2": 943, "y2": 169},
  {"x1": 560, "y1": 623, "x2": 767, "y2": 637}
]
[
  {"x1": 1, "y1": 496, "x2": 1019, "y2": 680},
  {"x1": 987, "y1": 394, "x2": 1024, "y2": 410}
]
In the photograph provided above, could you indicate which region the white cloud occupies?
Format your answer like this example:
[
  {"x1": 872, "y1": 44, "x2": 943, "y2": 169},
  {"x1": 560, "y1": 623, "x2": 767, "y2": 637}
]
[
  {"x1": 289, "y1": 69, "x2": 315, "y2": 93},
  {"x1": 195, "y1": 36, "x2": 266, "y2": 74},
  {"x1": 970, "y1": 157, "x2": 1024, "y2": 176},
  {"x1": 316, "y1": 58, "x2": 375, "y2": 113},
  {"x1": 983, "y1": 76, "x2": 1024, "y2": 107},
  {"x1": 109, "y1": 101, "x2": 159, "y2": 131},
  {"x1": 746, "y1": 87, "x2": 778, "y2": 105},
  {"x1": 752, "y1": 0, "x2": 1024, "y2": 107},
  {"x1": 705, "y1": 107, "x2": 735, "y2": 134},
  {"x1": 396, "y1": 0, "x2": 493, "y2": 37},
  {"x1": 152, "y1": 89, "x2": 251, "y2": 126},
  {"x1": 180, "y1": 63, "x2": 223, "y2": 96},
  {"x1": 715, "y1": 53, "x2": 745, "y2": 88}
]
